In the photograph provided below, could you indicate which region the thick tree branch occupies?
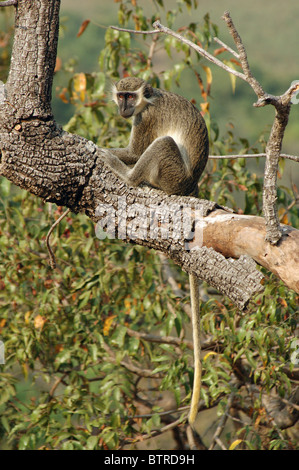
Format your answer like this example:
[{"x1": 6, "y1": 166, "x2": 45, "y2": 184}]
[{"x1": 190, "y1": 210, "x2": 299, "y2": 293}]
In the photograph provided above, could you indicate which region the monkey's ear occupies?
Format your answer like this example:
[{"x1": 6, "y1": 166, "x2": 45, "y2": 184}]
[{"x1": 143, "y1": 83, "x2": 153, "y2": 99}]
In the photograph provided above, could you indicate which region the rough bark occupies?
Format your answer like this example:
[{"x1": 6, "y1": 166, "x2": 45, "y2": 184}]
[
  {"x1": 263, "y1": 106, "x2": 290, "y2": 244},
  {"x1": 0, "y1": 0, "x2": 298, "y2": 311}
]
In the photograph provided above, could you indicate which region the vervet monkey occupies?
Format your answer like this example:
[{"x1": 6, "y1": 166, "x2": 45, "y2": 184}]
[{"x1": 104, "y1": 77, "x2": 209, "y2": 427}]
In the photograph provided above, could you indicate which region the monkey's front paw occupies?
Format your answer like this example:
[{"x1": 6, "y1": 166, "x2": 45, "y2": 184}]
[
  {"x1": 100, "y1": 148, "x2": 112, "y2": 160},
  {"x1": 100, "y1": 149, "x2": 118, "y2": 169},
  {"x1": 100, "y1": 150, "x2": 126, "y2": 175}
]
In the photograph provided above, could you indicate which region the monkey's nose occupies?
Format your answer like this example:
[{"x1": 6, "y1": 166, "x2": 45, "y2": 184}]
[{"x1": 121, "y1": 108, "x2": 134, "y2": 118}]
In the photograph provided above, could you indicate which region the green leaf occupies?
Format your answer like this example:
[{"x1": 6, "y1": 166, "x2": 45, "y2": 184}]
[
  {"x1": 110, "y1": 326, "x2": 127, "y2": 348},
  {"x1": 54, "y1": 349, "x2": 71, "y2": 367},
  {"x1": 18, "y1": 435, "x2": 30, "y2": 450},
  {"x1": 88, "y1": 343, "x2": 98, "y2": 362},
  {"x1": 86, "y1": 435, "x2": 99, "y2": 450},
  {"x1": 128, "y1": 336, "x2": 139, "y2": 354}
]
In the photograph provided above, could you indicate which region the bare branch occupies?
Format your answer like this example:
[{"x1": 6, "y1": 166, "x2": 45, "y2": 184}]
[
  {"x1": 221, "y1": 11, "x2": 264, "y2": 98},
  {"x1": 126, "y1": 416, "x2": 185, "y2": 444},
  {"x1": 209, "y1": 153, "x2": 299, "y2": 162},
  {"x1": 0, "y1": 0, "x2": 18, "y2": 6},
  {"x1": 102, "y1": 342, "x2": 164, "y2": 379},
  {"x1": 126, "y1": 326, "x2": 193, "y2": 349},
  {"x1": 213, "y1": 36, "x2": 239, "y2": 59},
  {"x1": 110, "y1": 25, "x2": 160, "y2": 35},
  {"x1": 147, "y1": 33, "x2": 159, "y2": 68},
  {"x1": 152, "y1": 20, "x2": 246, "y2": 82},
  {"x1": 209, "y1": 388, "x2": 236, "y2": 450}
]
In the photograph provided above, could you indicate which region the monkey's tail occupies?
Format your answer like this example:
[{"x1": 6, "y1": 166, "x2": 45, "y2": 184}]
[{"x1": 188, "y1": 274, "x2": 202, "y2": 428}]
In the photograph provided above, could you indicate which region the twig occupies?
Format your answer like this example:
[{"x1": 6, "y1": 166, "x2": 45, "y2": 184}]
[
  {"x1": 126, "y1": 325, "x2": 217, "y2": 352},
  {"x1": 123, "y1": 415, "x2": 185, "y2": 445},
  {"x1": 221, "y1": 11, "x2": 264, "y2": 98},
  {"x1": 279, "y1": 197, "x2": 299, "y2": 222},
  {"x1": 215, "y1": 437, "x2": 227, "y2": 450},
  {"x1": 110, "y1": 25, "x2": 160, "y2": 35},
  {"x1": 209, "y1": 390, "x2": 235, "y2": 450},
  {"x1": 45, "y1": 208, "x2": 70, "y2": 269},
  {"x1": 147, "y1": 33, "x2": 159, "y2": 68},
  {"x1": 47, "y1": 373, "x2": 68, "y2": 402},
  {"x1": 158, "y1": 252, "x2": 185, "y2": 298},
  {"x1": 0, "y1": 0, "x2": 17, "y2": 6},
  {"x1": 213, "y1": 36, "x2": 239, "y2": 59},
  {"x1": 209, "y1": 153, "x2": 299, "y2": 162},
  {"x1": 102, "y1": 342, "x2": 164, "y2": 379},
  {"x1": 281, "y1": 398, "x2": 299, "y2": 412},
  {"x1": 131, "y1": 405, "x2": 190, "y2": 420},
  {"x1": 126, "y1": 325, "x2": 193, "y2": 349},
  {"x1": 186, "y1": 424, "x2": 198, "y2": 450}
]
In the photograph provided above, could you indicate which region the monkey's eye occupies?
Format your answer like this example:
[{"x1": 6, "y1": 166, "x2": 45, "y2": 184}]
[{"x1": 118, "y1": 93, "x2": 125, "y2": 101}]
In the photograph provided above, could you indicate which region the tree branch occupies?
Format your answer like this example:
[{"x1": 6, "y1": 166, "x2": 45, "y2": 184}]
[
  {"x1": 221, "y1": 11, "x2": 264, "y2": 98},
  {"x1": 116, "y1": 22, "x2": 247, "y2": 82},
  {"x1": 220, "y1": 12, "x2": 296, "y2": 244},
  {"x1": 213, "y1": 36, "x2": 239, "y2": 59},
  {"x1": 191, "y1": 209, "x2": 299, "y2": 293},
  {"x1": 101, "y1": 342, "x2": 164, "y2": 379},
  {"x1": 209, "y1": 153, "x2": 299, "y2": 162},
  {"x1": 0, "y1": 0, "x2": 18, "y2": 7}
]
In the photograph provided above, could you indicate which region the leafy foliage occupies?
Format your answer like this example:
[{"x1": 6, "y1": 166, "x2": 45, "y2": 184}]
[{"x1": 0, "y1": 0, "x2": 298, "y2": 450}]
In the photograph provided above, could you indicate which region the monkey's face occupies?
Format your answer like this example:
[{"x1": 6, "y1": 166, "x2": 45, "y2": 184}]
[{"x1": 117, "y1": 92, "x2": 138, "y2": 118}]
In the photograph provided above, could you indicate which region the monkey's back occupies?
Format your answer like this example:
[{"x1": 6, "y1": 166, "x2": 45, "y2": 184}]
[{"x1": 134, "y1": 88, "x2": 209, "y2": 178}]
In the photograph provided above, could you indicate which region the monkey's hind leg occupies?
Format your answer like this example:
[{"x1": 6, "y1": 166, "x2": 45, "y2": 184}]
[
  {"x1": 188, "y1": 274, "x2": 202, "y2": 428},
  {"x1": 126, "y1": 136, "x2": 188, "y2": 194}
]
